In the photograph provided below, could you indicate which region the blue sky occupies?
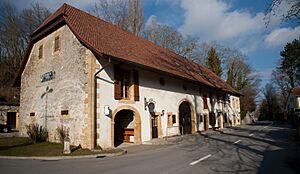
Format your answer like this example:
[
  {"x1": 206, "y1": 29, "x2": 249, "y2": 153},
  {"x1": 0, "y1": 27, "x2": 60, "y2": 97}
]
[{"x1": 10, "y1": 0, "x2": 300, "y2": 88}]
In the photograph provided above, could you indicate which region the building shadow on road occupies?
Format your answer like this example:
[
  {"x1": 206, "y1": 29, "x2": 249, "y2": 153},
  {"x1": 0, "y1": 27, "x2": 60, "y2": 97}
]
[{"x1": 186, "y1": 123, "x2": 300, "y2": 173}]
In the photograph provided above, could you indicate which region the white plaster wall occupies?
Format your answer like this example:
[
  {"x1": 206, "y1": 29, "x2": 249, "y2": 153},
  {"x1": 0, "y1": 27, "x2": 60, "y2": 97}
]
[
  {"x1": 228, "y1": 95, "x2": 241, "y2": 125},
  {"x1": 96, "y1": 58, "x2": 232, "y2": 148}
]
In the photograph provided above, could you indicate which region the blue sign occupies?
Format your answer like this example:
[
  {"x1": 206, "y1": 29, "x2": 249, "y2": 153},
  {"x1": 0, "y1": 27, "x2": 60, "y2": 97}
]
[{"x1": 41, "y1": 71, "x2": 55, "y2": 83}]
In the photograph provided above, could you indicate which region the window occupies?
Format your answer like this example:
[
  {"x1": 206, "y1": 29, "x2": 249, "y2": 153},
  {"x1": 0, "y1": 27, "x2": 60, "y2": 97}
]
[
  {"x1": 183, "y1": 85, "x2": 187, "y2": 91},
  {"x1": 61, "y1": 110, "x2": 69, "y2": 115},
  {"x1": 38, "y1": 45, "x2": 43, "y2": 59},
  {"x1": 232, "y1": 98, "x2": 235, "y2": 108},
  {"x1": 30, "y1": 112, "x2": 35, "y2": 117},
  {"x1": 54, "y1": 36, "x2": 60, "y2": 52},
  {"x1": 172, "y1": 115, "x2": 176, "y2": 124},
  {"x1": 114, "y1": 65, "x2": 139, "y2": 101},
  {"x1": 121, "y1": 70, "x2": 131, "y2": 99},
  {"x1": 159, "y1": 78, "x2": 165, "y2": 86},
  {"x1": 197, "y1": 113, "x2": 202, "y2": 123},
  {"x1": 167, "y1": 112, "x2": 173, "y2": 127},
  {"x1": 203, "y1": 95, "x2": 208, "y2": 109},
  {"x1": 236, "y1": 99, "x2": 239, "y2": 109},
  {"x1": 167, "y1": 112, "x2": 176, "y2": 127}
]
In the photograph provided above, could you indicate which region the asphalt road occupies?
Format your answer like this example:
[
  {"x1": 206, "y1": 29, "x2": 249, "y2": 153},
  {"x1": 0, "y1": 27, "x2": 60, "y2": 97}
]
[{"x1": 1, "y1": 122, "x2": 299, "y2": 174}]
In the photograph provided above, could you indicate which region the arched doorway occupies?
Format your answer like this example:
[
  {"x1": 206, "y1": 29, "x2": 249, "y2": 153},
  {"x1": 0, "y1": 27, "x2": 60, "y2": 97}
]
[
  {"x1": 179, "y1": 101, "x2": 192, "y2": 135},
  {"x1": 114, "y1": 110, "x2": 134, "y2": 147},
  {"x1": 112, "y1": 106, "x2": 141, "y2": 147}
]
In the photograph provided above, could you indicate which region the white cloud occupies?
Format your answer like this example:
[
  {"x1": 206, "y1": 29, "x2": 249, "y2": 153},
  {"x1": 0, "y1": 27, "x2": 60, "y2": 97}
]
[
  {"x1": 264, "y1": 26, "x2": 300, "y2": 47},
  {"x1": 146, "y1": 15, "x2": 156, "y2": 27},
  {"x1": 179, "y1": 0, "x2": 265, "y2": 42},
  {"x1": 178, "y1": 0, "x2": 300, "y2": 53}
]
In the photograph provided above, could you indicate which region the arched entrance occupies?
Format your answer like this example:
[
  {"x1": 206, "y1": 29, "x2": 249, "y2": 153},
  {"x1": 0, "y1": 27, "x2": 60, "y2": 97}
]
[
  {"x1": 112, "y1": 106, "x2": 141, "y2": 147},
  {"x1": 179, "y1": 101, "x2": 192, "y2": 135},
  {"x1": 114, "y1": 110, "x2": 134, "y2": 147}
]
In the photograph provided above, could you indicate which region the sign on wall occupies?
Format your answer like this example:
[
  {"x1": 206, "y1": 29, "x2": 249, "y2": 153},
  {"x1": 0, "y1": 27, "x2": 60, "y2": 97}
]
[{"x1": 41, "y1": 71, "x2": 55, "y2": 83}]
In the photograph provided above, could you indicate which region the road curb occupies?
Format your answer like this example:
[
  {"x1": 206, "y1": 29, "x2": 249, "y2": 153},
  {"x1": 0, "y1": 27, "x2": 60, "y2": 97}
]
[{"x1": 0, "y1": 149, "x2": 126, "y2": 160}]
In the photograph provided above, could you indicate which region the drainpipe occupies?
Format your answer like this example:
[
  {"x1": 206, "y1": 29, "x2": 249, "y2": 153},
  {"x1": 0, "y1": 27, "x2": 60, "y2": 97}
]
[{"x1": 94, "y1": 57, "x2": 111, "y2": 149}]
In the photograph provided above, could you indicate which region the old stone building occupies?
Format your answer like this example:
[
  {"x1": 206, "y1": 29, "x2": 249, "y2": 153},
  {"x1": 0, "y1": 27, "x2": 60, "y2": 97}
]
[
  {"x1": 0, "y1": 102, "x2": 19, "y2": 130},
  {"x1": 14, "y1": 4, "x2": 241, "y2": 149}
]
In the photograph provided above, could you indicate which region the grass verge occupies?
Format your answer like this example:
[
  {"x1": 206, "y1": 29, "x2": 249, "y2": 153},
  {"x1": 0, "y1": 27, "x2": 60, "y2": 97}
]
[{"x1": 0, "y1": 137, "x2": 123, "y2": 157}]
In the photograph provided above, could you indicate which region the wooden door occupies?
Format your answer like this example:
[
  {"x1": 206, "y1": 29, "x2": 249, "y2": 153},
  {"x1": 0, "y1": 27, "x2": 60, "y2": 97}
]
[
  {"x1": 204, "y1": 114, "x2": 209, "y2": 130},
  {"x1": 152, "y1": 116, "x2": 158, "y2": 138},
  {"x1": 179, "y1": 102, "x2": 192, "y2": 135}
]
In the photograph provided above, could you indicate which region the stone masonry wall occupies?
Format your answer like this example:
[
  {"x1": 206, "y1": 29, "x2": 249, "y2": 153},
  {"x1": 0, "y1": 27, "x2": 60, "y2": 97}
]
[{"x1": 19, "y1": 25, "x2": 92, "y2": 148}]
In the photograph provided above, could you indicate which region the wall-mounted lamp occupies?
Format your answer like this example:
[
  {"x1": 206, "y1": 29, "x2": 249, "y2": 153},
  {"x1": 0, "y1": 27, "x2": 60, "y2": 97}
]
[
  {"x1": 162, "y1": 110, "x2": 165, "y2": 116},
  {"x1": 144, "y1": 97, "x2": 155, "y2": 111}
]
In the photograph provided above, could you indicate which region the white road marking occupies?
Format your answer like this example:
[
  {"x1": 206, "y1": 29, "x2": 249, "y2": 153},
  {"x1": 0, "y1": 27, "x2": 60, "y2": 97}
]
[
  {"x1": 189, "y1": 154, "x2": 212, "y2": 166},
  {"x1": 264, "y1": 138, "x2": 275, "y2": 142},
  {"x1": 233, "y1": 140, "x2": 241, "y2": 144},
  {"x1": 249, "y1": 133, "x2": 254, "y2": 136}
]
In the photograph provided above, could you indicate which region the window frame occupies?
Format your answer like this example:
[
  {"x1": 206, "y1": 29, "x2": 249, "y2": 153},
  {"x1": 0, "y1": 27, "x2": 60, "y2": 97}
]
[
  {"x1": 121, "y1": 69, "x2": 131, "y2": 100},
  {"x1": 167, "y1": 112, "x2": 173, "y2": 127},
  {"x1": 38, "y1": 45, "x2": 43, "y2": 59},
  {"x1": 54, "y1": 35, "x2": 60, "y2": 52}
]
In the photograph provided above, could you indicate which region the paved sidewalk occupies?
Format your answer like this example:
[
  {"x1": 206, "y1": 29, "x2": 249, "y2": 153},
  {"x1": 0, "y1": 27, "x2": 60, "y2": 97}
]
[{"x1": 0, "y1": 131, "x2": 20, "y2": 138}]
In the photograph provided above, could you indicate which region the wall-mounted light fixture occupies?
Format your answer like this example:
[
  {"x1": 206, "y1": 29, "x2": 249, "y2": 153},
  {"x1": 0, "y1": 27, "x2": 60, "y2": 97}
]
[{"x1": 144, "y1": 97, "x2": 155, "y2": 111}]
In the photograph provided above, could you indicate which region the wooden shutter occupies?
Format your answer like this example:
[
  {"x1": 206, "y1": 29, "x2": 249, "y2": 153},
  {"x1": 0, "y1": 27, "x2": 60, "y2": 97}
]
[
  {"x1": 114, "y1": 65, "x2": 122, "y2": 100},
  {"x1": 203, "y1": 95, "x2": 208, "y2": 109},
  {"x1": 133, "y1": 69, "x2": 139, "y2": 101}
]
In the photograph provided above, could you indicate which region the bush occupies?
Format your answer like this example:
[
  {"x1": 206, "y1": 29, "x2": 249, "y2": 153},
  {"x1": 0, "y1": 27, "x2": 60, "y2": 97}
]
[
  {"x1": 25, "y1": 124, "x2": 48, "y2": 143},
  {"x1": 56, "y1": 125, "x2": 69, "y2": 144}
]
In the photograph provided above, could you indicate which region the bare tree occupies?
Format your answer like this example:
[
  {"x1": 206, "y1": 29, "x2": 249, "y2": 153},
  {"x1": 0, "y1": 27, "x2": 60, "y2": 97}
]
[
  {"x1": 259, "y1": 83, "x2": 283, "y2": 120},
  {"x1": 143, "y1": 18, "x2": 200, "y2": 60},
  {"x1": 128, "y1": 0, "x2": 144, "y2": 35},
  {"x1": 0, "y1": 1, "x2": 50, "y2": 102},
  {"x1": 221, "y1": 48, "x2": 261, "y2": 119},
  {"x1": 265, "y1": 0, "x2": 300, "y2": 25},
  {"x1": 90, "y1": 0, "x2": 145, "y2": 35},
  {"x1": 271, "y1": 68, "x2": 290, "y2": 109},
  {"x1": 21, "y1": 2, "x2": 51, "y2": 43}
]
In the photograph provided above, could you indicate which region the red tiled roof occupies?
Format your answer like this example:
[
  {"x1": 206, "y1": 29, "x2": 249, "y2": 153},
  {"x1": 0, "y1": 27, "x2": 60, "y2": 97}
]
[{"x1": 16, "y1": 3, "x2": 240, "y2": 95}]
